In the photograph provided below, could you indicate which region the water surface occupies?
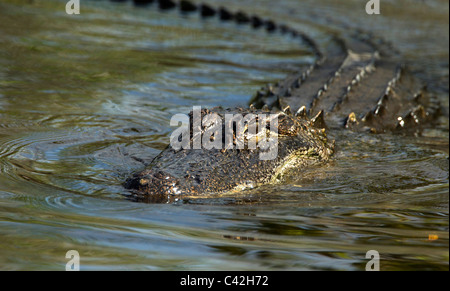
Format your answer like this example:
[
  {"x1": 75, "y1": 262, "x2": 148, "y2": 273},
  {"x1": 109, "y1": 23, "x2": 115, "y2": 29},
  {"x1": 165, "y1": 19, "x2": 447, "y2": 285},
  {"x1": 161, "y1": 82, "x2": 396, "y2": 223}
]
[{"x1": 0, "y1": 0, "x2": 448, "y2": 270}]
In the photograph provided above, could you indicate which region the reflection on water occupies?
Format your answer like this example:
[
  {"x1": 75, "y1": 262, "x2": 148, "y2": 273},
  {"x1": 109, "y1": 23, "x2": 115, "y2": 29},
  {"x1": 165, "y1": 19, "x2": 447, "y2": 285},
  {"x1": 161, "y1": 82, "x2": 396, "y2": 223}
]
[{"x1": 0, "y1": 0, "x2": 448, "y2": 270}]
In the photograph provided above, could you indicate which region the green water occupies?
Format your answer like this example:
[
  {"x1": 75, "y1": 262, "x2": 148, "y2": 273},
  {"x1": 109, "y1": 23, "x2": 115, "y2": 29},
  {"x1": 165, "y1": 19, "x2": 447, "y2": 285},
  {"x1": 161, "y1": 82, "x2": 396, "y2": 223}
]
[{"x1": 0, "y1": 0, "x2": 448, "y2": 270}]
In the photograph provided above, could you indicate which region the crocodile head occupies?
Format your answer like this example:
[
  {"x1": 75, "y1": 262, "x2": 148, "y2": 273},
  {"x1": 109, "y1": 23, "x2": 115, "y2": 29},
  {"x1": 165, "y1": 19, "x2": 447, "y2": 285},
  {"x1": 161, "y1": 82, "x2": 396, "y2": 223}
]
[{"x1": 124, "y1": 106, "x2": 334, "y2": 203}]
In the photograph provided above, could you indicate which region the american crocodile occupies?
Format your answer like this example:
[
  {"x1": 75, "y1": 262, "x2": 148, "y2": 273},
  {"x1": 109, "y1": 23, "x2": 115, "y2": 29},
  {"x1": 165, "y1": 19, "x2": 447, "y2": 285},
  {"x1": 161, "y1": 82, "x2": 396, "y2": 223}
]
[{"x1": 119, "y1": 0, "x2": 441, "y2": 203}]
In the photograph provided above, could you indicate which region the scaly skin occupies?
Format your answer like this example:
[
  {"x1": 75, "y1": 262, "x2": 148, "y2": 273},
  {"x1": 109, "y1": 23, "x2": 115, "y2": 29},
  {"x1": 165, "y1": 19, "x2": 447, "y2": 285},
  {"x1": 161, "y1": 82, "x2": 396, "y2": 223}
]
[{"x1": 113, "y1": 0, "x2": 441, "y2": 202}]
